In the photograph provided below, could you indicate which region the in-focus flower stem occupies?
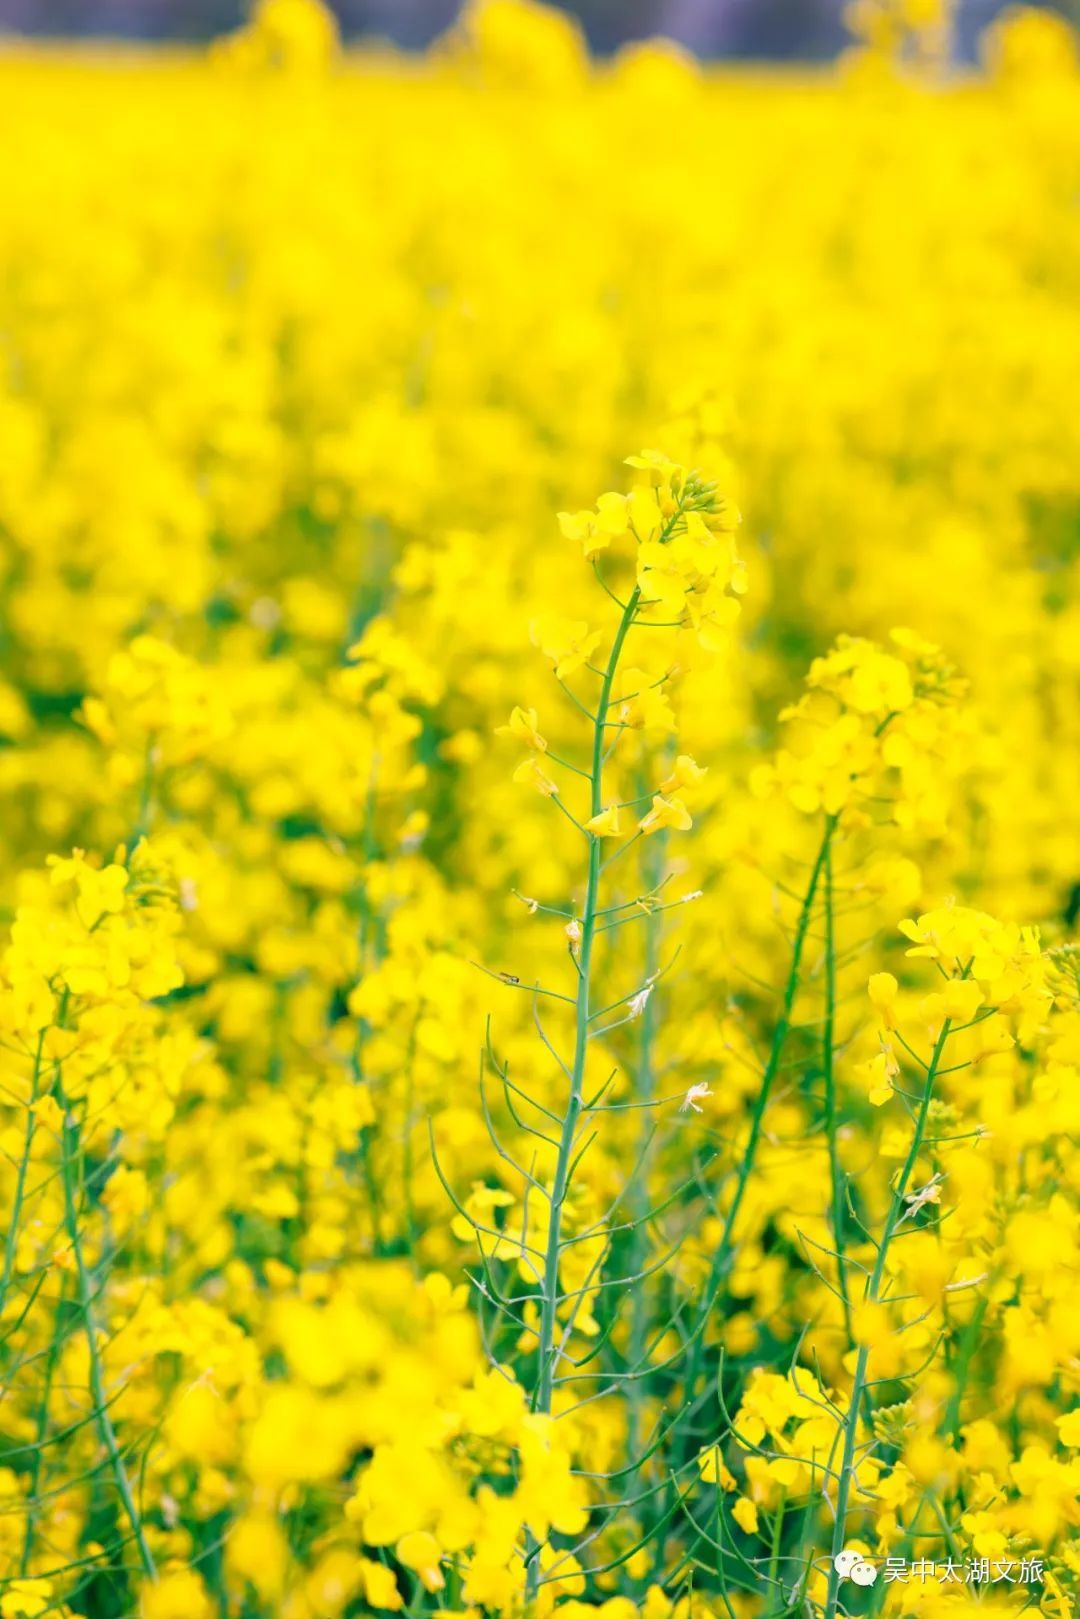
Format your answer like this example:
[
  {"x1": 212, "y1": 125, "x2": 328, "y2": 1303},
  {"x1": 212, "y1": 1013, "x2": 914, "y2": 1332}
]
[
  {"x1": 535, "y1": 585, "x2": 640, "y2": 1419},
  {"x1": 677, "y1": 814, "x2": 838, "y2": 1448},
  {"x1": 823, "y1": 1014, "x2": 953, "y2": 1619}
]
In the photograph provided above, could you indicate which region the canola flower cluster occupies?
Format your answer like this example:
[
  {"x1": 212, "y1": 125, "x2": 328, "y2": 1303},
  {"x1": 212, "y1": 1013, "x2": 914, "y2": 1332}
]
[{"x1": 1, "y1": 1, "x2": 1079, "y2": 1616}]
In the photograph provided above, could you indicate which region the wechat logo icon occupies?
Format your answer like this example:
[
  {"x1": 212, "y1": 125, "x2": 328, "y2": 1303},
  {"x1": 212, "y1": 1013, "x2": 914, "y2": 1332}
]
[{"x1": 834, "y1": 1548, "x2": 878, "y2": 1587}]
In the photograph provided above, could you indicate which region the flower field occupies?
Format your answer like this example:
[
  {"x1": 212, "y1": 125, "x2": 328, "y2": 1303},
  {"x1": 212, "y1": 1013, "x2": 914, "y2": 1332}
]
[{"x1": 1, "y1": 1, "x2": 1080, "y2": 1615}]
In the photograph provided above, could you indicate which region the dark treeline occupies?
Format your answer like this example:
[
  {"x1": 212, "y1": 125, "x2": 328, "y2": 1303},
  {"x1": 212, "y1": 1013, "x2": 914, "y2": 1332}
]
[{"x1": 0, "y1": 0, "x2": 1065, "y2": 61}]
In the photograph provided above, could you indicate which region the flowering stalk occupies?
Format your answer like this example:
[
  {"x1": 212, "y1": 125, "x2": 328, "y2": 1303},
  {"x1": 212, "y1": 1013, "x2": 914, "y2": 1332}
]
[
  {"x1": 535, "y1": 587, "x2": 640, "y2": 1418},
  {"x1": 521, "y1": 589, "x2": 644, "y2": 1607},
  {"x1": 531, "y1": 452, "x2": 736, "y2": 1419},
  {"x1": 486, "y1": 455, "x2": 744, "y2": 1605}
]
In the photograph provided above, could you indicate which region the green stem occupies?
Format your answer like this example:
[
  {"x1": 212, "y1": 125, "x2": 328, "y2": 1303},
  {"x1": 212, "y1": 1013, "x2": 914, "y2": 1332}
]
[
  {"x1": 129, "y1": 735, "x2": 155, "y2": 851},
  {"x1": 942, "y1": 1293, "x2": 989, "y2": 1443},
  {"x1": 677, "y1": 815, "x2": 838, "y2": 1442},
  {"x1": 822, "y1": 841, "x2": 854, "y2": 1349},
  {"x1": 766, "y1": 1494, "x2": 787, "y2": 1616},
  {"x1": 0, "y1": 1029, "x2": 44, "y2": 1315},
  {"x1": 626, "y1": 762, "x2": 667, "y2": 1463},
  {"x1": 535, "y1": 586, "x2": 640, "y2": 1417},
  {"x1": 402, "y1": 1016, "x2": 420, "y2": 1269},
  {"x1": 527, "y1": 588, "x2": 639, "y2": 1602},
  {"x1": 20, "y1": 1274, "x2": 67, "y2": 1573},
  {"x1": 823, "y1": 1016, "x2": 953, "y2": 1619},
  {"x1": 59, "y1": 1097, "x2": 157, "y2": 1582},
  {"x1": 719, "y1": 818, "x2": 837, "y2": 1250}
]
